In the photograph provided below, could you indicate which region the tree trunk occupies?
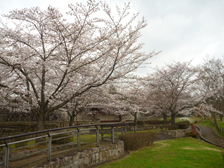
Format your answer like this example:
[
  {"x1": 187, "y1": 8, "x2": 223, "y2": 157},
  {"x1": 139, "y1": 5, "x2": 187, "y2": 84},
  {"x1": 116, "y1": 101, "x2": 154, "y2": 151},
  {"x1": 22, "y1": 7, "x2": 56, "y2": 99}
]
[
  {"x1": 213, "y1": 112, "x2": 219, "y2": 132},
  {"x1": 69, "y1": 115, "x2": 75, "y2": 126},
  {"x1": 134, "y1": 113, "x2": 137, "y2": 124},
  {"x1": 35, "y1": 113, "x2": 46, "y2": 143},
  {"x1": 220, "y1": 114, "x2": 223, "y2": 121},
  {"x1": 162, "y1": 113, "x2": 168, "y2": 121},
  {"x1": 36, "y1": 113, "x2": 45, "y2": 131},
  {"x1": 171, "y1": 112, "x2": 176, "y2": 125}
]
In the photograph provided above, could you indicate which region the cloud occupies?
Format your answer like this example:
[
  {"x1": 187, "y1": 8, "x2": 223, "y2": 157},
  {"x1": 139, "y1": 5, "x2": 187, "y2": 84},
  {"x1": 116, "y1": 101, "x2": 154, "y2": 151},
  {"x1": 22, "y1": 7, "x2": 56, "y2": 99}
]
[
  {"x1": 1, "y1": 0, "x2": 224, "y2": 75},
  {"x1": 146, "y1": 14, "x2": 192, "y2": 41}
]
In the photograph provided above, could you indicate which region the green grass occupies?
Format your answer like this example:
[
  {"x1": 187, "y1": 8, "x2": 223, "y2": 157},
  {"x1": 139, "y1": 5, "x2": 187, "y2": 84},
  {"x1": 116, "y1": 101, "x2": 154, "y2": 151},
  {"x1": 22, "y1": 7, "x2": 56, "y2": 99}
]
[{"x1": 98, "y1": 137, "x2": 223, "y2": 168}]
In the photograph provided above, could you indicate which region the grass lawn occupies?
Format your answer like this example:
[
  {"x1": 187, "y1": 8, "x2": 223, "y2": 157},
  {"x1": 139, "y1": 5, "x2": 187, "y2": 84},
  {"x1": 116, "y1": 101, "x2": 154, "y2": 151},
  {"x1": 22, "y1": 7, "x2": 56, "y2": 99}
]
[{"x1": 98, "y1": 137, "x2": 223, "y2": 168}]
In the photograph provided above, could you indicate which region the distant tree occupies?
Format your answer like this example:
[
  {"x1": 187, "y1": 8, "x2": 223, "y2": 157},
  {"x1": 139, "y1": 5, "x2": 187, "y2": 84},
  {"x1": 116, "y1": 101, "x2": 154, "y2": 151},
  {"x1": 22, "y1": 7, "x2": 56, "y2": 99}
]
[
  {"x1": 0, "y1": 1, "x2": 157, "y2": 130},
  {"x1": 144, "y1": 62, "x2": 215, "y2": 125},
  {"x1": 198, "y1": 58, "x2": 224, "y2": 127}
]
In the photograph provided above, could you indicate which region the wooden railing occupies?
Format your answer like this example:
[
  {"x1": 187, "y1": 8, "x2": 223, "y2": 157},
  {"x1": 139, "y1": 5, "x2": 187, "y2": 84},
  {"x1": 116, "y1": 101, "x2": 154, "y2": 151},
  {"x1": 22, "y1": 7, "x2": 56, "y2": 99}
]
[{"x1": 0, "y1": 122, "x2": 136, "y2": 168}]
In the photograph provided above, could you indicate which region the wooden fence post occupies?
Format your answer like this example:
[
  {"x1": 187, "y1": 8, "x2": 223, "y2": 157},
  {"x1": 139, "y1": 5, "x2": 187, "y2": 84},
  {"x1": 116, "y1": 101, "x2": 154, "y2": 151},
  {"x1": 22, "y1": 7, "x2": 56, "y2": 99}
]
[
  {"x1": 116, "y1": 126, "x2": 118, "y2": 141},
  {"x1": 3, "y1": 144, "x2": 9, "y2": 168},
  {"x1": 47, "y1": 133, "x2": 52, "y2": 161},
  {"x1": 77, "y1": 129, "x2": 81, "y2": 151},
  {"x1": 96, "y1": 126, "x2": 99, "y2": 147},
  {"x1": 101, "y1": 126, "x2": 104, "y2": 140},
  {"x1": 111, "y1": 127, "x2": 114, "y2": 144}
]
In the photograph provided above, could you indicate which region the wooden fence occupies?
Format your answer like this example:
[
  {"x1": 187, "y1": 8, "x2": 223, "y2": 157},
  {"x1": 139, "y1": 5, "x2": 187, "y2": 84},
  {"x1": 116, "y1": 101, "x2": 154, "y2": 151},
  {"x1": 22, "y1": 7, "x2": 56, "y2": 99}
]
[{"x1": 0, "y1": 122, "x2": 136, "y2": 168}]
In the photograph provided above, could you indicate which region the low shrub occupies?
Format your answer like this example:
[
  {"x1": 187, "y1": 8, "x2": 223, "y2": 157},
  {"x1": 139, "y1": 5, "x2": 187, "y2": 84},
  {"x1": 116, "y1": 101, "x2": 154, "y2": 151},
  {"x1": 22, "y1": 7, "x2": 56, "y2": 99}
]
[
  {"x1": 160, "y1": 125, "x2": 179, "y2": 130},
  {"x1": 180, "y1": 117, "x2": 191, "y2": 122},
  {"x1": 0, "y1": 122, "x2": 36, "y2": 132},
  {"x1": 160, "y1": 126, "x2": 167, "y2": 130},
  {"x1": 144, "y1": 120, "x2": 171, "y2": 125},
  {"x1": 137, "y1": 121, "x2": 145, "y2": 125},
  {"x1": 189, "y1": 123, "x2": 199, "y2": 138},
  {"x1": 176, "y1": 121, "x2": 190, "y2": 129},
  {"x1": 119, "y1": 132, "x2": 157, "y2": 151},
  {"x1": 167, "y1": 125, "x2": 179, "y2": 130},
  {"x1": 45, "y1": 123, "x2": 59, "y2": 129},
  {"x1": 52, "y1": 133, "x2": 74, "y2": 144},
  {"x1": 0, "y1": 122, "x2": 60, "y2": 133},
  {"x1": 186, "y1": 131, "x2": 199, "y2": 138}
]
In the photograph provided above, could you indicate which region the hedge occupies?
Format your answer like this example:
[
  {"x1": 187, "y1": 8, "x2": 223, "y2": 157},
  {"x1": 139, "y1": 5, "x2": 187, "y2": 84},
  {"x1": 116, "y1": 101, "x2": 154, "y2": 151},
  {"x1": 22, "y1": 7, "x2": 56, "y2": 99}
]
[
  {"x1": 144, "y1": 120, "x2": 171, "y2": 125},
  {"x1": 0, "y1": 122, "x2": 59, "y2": 132},
  {"x1": 160, "y1": 125, "x2": 179, "y2": 130},
  {"x1": 119, "y1": 132, "x2": 157, "y2": 151},
  {"x1": 176, "y1": 121, "x2": 190, "y2": 129}
]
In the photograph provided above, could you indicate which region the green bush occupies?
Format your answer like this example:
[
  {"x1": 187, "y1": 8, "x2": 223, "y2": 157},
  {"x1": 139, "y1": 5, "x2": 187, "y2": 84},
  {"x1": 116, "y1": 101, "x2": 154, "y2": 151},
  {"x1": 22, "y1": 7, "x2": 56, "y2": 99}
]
[
  {"x1": 137, "y1": 121, "x2": 145, "y2": 125},
  {"x1": 52, "y1": 133, "x2": 74, "y2": 144},
  {"x1": 167, "y1": 125, "x2": 179, "y2": 130},
  {"x1": 119, "y1": 132, "x2": 157, "y2": 151},
  {"x1": 144, "y1": 120, "x2": 171, "y2": 125},
  {"x1": 45, "y1": 123, "x2": 59, "y2": 129},
  {"x1": 186, "y1": 131, "x2": 199, "y2": 139},
  {"x1": 160, "y1": 126, "x2": 167, "y2": 130},
  {"x1": 176, "y1": 121, "x2": 190, "y2": 129},
  {"x1": 0, "y1": 122, "x2": 36, "y2": 132},
  {"x1": 160, "y1": 120, "x2": 171, "y2": 124},
  {"x1": 160, "y1": 125, "x2": 179, "y2": 130},
  {"x1": 0, "y1": 122, "x2": 60, "y2": 133},
  {"x1": 180, "y1": 117, "x2": 191, "y2": 122}
]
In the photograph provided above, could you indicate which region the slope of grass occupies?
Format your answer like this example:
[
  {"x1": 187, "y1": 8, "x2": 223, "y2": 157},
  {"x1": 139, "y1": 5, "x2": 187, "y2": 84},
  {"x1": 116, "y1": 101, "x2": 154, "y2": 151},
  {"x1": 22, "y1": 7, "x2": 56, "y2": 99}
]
[{"x1": 98, "y1": 137, "x2": 223, "y2": 168}]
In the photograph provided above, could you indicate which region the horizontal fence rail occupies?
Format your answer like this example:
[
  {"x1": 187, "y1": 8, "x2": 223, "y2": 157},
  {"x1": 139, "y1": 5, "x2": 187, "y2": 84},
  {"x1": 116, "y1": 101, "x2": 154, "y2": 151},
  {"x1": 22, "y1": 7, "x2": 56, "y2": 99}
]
[{"x1": 0, "y1": 122, "x2": 136, "y2": 168}]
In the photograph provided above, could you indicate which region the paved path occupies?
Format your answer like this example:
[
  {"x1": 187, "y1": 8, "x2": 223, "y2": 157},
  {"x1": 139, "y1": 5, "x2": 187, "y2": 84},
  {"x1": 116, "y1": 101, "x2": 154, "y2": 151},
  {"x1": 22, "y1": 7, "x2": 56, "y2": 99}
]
[{"x1": 197, "y1": 125, "x2": 224, "y2": 147}]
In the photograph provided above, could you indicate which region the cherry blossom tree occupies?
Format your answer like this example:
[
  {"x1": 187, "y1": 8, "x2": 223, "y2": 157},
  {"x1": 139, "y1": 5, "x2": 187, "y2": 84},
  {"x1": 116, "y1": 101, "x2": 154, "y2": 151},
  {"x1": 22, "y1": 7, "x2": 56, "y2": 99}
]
[
  {"x1": 143, "y1": 61, "x2": 224, "y2": 125},
  {"x1": 0, "y1": 1, "x2": 157, "y2": 130},
  {"x1": 113, "y1": 77, "x2": 149, "y2": 123},
  {"x1": 0, "y1": 66, "x2": 14, "y2": 110},
  {"x1": 198, "y1": 58, "x2": 224, "y2": 126},
  {"x1": 144, "y1": 62, "x2": 211, "y2": 125}
]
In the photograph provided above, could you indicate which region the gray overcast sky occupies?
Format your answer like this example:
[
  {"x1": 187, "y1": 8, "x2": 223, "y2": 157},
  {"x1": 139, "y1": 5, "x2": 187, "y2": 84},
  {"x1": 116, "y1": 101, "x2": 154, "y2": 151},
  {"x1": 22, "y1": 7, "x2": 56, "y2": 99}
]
[{"x1": 1, "y1": 0, "x2": 224, "y2": 75}]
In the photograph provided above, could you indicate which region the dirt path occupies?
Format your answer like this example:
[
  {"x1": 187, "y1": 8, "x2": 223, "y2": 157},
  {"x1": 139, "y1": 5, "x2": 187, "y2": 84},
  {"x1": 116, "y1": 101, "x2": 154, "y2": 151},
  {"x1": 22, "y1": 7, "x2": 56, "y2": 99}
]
[{"x1": 197, "y1": 125, "x2": 224, "y2": 147}]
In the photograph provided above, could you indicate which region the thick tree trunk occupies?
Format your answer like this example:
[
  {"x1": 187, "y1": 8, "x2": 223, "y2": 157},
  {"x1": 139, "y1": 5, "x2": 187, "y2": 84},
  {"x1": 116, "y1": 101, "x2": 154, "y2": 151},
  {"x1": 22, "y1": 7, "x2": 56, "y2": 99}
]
[
  {"x1": 69, "y1": 115, "x2": 75, "y2": 126},
  {"x1": 162, "y1": 113, "x2": 168, "y2": 121},
  {"x1": 36, "y1": 113, "x2": 45, "y2": 131},
  {"x1": 134, "y1": 113, "x2": 137, "y2": 124},
  {"x1": 35, "y1": 113, "x2": 46, "y2": 143},
  {"x1": 170, "y1": 112, "x2": 176, "y2": 125}
]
